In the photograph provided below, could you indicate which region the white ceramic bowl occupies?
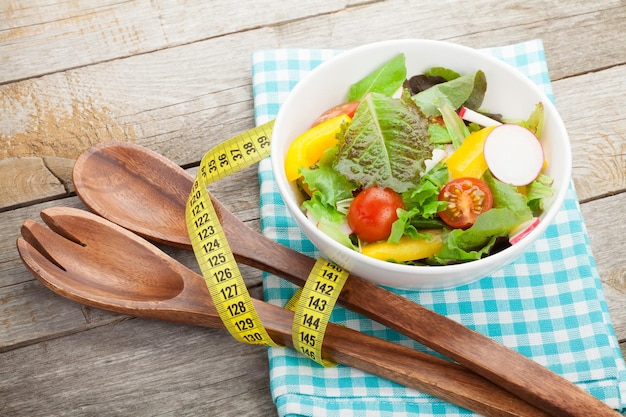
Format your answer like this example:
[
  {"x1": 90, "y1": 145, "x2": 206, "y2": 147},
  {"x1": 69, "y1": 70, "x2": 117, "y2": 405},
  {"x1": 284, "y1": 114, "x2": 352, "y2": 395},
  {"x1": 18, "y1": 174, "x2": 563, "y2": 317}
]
[{"x1": 271, "y1": 39, "x2": 571, "y2": 289}]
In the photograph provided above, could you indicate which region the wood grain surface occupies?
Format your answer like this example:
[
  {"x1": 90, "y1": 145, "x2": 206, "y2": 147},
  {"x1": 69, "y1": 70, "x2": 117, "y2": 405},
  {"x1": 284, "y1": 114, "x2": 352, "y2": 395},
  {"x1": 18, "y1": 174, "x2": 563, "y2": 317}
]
[{"x1": 1, "y1": 1, "x2": 625, "y2": 416}]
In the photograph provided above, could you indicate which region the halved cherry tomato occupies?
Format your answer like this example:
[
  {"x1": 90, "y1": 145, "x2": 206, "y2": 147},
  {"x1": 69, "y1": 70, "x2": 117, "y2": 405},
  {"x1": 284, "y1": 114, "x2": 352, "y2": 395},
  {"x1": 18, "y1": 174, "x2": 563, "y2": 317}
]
[
  {"x1": 438, "y1": 178, "x2": 493, "y2": 229},
  {"x1": 311, "y1": 101, "x2": 360, "y2": 127},
  {"x1": 347, "y1": 186, "x2": 404, "y2": 242}
]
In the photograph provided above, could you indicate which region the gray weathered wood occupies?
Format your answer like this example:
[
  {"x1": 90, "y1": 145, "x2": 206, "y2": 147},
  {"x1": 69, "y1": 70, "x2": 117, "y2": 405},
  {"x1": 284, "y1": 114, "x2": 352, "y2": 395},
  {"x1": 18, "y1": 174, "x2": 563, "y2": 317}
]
[{"x1": 1, "y1": 0, "x2": 624, "y2": 415}]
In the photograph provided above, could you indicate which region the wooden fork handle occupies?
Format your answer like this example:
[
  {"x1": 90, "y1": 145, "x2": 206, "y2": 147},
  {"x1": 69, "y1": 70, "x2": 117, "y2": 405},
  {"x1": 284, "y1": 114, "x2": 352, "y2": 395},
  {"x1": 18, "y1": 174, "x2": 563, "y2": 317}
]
[
  {"x1": 253, "y1": 298, "x2": 553, "y2": 417},
  {"x1": 218, "y1": 203, "x2": 618, "y2": 417}
]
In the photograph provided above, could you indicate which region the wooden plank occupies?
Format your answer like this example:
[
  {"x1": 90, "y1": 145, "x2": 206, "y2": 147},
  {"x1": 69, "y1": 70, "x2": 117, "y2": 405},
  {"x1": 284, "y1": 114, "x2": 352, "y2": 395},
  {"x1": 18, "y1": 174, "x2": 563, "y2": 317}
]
[
  {"x1": 1, "y1": 2, "x2": 624, "y2": 415},
  {"x1": 0, "y1": 318, "x2": 278, "y2": 416},
  {"x1": 2, "y1": 2, "x2": 624, "y2": 209},
  {"x1": 1, "y1": 0, "x2": 620, "y2": 83},
  {"x1": 0, "y1": 278, "x2": 122, "y2": 352},
  {"x1": 580, "y1": 192, "x2": 626, "y2": 339},
  {"x1": 0, "y1": 157, "x2": 66, "y2": 209},
  {"x1": 552, "y1": 64, "x2": 626, "y2": 201},
  {"x1": 0, "y1": 0, "x2": 368, "y2": 83}
]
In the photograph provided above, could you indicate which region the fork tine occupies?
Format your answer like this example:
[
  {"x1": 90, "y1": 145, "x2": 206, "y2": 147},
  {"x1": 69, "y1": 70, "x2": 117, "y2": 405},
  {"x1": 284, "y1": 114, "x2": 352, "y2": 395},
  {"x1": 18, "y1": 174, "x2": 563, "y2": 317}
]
[
  {"x1": 20, "y1": 219, "x2": 85, "y2": 272},
  {"x1": 40, "y1": 207, "x2": 101, "y2": 248},
  {"x1": 16, "y1": 236, "x2": 87, "y2": 303}
]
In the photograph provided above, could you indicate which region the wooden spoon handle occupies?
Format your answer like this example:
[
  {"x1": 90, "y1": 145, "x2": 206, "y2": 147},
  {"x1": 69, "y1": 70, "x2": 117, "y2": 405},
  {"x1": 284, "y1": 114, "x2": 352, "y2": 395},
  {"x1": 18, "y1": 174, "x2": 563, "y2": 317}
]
[
  {"x1": 254, "y1": 299, "x2": 553, "y2": 417},
  {"x1": 215, "y1": 198, "x2": 618, "y2": 417}
]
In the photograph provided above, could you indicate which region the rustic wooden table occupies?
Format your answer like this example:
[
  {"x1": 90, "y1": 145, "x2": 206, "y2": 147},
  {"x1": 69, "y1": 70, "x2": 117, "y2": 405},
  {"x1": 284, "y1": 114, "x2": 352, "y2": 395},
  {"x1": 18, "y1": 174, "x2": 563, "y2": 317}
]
[{"x1": 1, "y1": 1, "x2": 625, "y2": 416}]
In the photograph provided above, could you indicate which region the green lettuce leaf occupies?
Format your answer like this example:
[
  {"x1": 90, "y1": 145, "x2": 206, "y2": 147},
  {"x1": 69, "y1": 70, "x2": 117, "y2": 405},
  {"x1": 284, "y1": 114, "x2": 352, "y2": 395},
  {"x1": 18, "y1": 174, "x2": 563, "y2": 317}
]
[
  {"x1": 333, "y1": 92, "x2": 433, "y2": 193},
  {"x1": 300, "y1": 164, "x2": 356, "y2": 207},
  {"x1": 428, "y1": 124, "x2": 452, "y2": 144},
  {"x1": 412, "y1": 70, "x2": 487, "y2": 117},
  {"x1": 526, "y1": 173, "x2": 554, "y2": 215},
  {"x1": 483, "y1": 170, "x2": 532, "y2": 218},
  {"x1": 347, "y1": 53, "x2": 407, "y2": 102},
  {"x1": 302, "y1": 194, "x2": 356, "y2": 250},
  {"x1": 525, "y1": 102, "x2": 545, "y2": 137},
  {"x1": 424, "y1": 66, "x2": 461, "y2": 81},
  {"x1": 431, "y1": 171, "x2": 534, "y2": 263},
  {"x1": 439, "y1": 102, "x2": 470, "y2": 149},
  {"x1": 389, "y1": 176, "x2": 447, "y2": 243},
  {"x1": 503, "y1": 102, "x2": 545, "y2": 137}
]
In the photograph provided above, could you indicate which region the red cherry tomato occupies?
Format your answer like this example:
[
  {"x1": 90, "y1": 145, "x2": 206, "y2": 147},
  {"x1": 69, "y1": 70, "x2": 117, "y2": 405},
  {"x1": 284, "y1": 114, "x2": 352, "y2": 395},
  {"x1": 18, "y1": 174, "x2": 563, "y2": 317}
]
[
  {"x1": 311, "y1": 101, "x2": 360, "y2": 127},
  {"x1": 347, "y1": 186, "x2": 404, "y2": 242},
  {"x1": 438, "y1": 178, "x2": 493, "y2": 229}
]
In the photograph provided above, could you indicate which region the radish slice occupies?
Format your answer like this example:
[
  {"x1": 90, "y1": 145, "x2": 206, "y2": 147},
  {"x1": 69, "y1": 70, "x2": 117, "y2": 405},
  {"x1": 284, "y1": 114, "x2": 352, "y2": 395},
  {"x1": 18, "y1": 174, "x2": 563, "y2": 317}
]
[
  {"x1": 483, "y1": 124, "x2": 544, "y2": 186},
  {"x1": 458, "y1": 106, "x2": 502, "y2": 127},
  {"x1": 509, "y1": 217, "x2": 540, "y2": 245}
]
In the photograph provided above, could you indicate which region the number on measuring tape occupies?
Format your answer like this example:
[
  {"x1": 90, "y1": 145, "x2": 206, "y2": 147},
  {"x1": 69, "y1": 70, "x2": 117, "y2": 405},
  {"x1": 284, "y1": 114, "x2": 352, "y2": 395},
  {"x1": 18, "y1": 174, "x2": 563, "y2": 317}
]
[
  {"x1": 291, "y1": 258, "x2": 349, "y2": 366},
  {"x1": 186, "y1": 120, "x2": 279, "y2": 347}
]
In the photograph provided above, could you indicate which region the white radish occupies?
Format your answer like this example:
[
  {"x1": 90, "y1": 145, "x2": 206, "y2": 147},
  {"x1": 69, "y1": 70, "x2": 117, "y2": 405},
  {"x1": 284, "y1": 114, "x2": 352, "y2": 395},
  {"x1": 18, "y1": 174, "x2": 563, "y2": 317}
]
[
  {"x1": 483, "y1": 124, "x2": 544, "y2": 186},
  {"x1": 458, "y1": 106, "x2": 502, "y2": 127},
  {"x1": 509, "y1": 217, "x2": 540, "y2": 245}
]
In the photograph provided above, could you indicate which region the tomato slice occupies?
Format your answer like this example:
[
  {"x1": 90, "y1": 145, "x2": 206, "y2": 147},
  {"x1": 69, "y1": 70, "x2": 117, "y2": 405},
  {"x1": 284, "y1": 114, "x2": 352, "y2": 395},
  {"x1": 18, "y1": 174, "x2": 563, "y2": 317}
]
[
  {"x1": 347, "y1": 186, "x2": 404, "y2": 243},
  {"x1": 311, "y1": 101, "x2": 360, "y2": 127},
  {"x1": 438, "y1": 178, "x2": 493, "y2": 229}
]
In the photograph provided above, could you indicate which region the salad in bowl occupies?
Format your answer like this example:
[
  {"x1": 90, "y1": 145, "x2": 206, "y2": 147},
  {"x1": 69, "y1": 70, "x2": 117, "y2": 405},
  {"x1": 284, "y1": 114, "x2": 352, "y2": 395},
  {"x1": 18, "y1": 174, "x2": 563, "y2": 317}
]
[{"x1": 271, "y1": 40, "x2": 571, "y2": 289}]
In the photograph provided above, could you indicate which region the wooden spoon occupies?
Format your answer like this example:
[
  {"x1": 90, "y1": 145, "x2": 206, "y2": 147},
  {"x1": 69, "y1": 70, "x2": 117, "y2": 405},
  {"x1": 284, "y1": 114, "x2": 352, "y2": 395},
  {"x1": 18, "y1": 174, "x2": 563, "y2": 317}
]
[
  {"x1": 72, "y1": 142, "x2": 619, "y2": 417},
  {"x1": 18, "y1": 206, "x2": 551, "y2": 417}
]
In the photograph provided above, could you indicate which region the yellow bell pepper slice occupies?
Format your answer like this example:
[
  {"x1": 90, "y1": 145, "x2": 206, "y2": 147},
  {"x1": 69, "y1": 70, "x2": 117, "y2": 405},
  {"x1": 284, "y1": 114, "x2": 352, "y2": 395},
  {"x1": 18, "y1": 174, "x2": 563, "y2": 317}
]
[
  {"x1": 361, "y1": 230, "x2": 444, "y2": 262},
  {"x1": 446, "y1": 126, "x2": 495, "y2": 179},
  {"x1": 284, "y1": 114, "x2": 351, "y2": 182}
]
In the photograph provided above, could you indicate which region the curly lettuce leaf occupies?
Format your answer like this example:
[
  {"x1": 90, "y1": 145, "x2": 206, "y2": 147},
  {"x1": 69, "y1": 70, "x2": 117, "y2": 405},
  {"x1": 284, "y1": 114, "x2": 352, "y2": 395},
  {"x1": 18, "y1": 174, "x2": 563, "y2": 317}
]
[
  {"x1": 389, "y1": 177, "x2": 448, "y2": 243},
  {"x1": 302, "y1": 196, "x2": 356, "y2": 250},
  {"x1": 347, "y1": 53, "x2": 407, "y2": 102},
  {"x1": 333, "y1": 92, "x2": 433, "y2": 193},
  {"x1": 412, "y1": 70, "x2": 487, "y2": 117},
  {"x1": 300, "y1": 164, "x2": 356, "y2": 207}
]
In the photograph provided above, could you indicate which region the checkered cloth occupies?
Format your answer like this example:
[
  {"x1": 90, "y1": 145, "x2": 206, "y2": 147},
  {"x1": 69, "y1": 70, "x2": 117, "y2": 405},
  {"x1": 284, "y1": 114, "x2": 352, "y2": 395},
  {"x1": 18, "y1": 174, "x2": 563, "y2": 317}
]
[{"x1": 251, "y1": 40, "x2": 626, "y2": 416}]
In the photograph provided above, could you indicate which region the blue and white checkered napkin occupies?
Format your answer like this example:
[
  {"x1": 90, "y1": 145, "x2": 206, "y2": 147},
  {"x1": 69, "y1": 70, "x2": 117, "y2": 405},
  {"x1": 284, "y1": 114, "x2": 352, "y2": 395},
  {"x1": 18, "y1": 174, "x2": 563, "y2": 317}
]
[{"x1": 251, "y1": 40, "x2": 626, "y2": 416}]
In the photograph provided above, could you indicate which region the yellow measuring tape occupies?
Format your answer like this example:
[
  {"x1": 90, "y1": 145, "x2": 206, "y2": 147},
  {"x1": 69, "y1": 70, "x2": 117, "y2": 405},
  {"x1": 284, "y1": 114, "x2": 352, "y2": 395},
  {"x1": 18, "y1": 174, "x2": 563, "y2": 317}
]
[
  {"x1": 186, "y1": 120, "x2": 279, "y2": 347},
  {"x1": 290, "y1": 258, "x2": 349, "y2": 366},
  {"x1": 185, "y1": 120, "x2": 349, "y2": 365}
]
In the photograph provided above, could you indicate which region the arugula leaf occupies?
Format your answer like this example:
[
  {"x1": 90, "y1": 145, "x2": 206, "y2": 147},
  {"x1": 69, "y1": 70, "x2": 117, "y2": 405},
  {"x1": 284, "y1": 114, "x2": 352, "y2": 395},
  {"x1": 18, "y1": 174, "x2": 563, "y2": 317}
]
[
  {"x1": 412, "y1": 70, "x2": 487, "y2": 117},
  {"x1": 347, "y1": 53, "x2": 407, "y2": 102},
  {"x1": 333, "y1": 92, "x2": 433, "y2": 193}
]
